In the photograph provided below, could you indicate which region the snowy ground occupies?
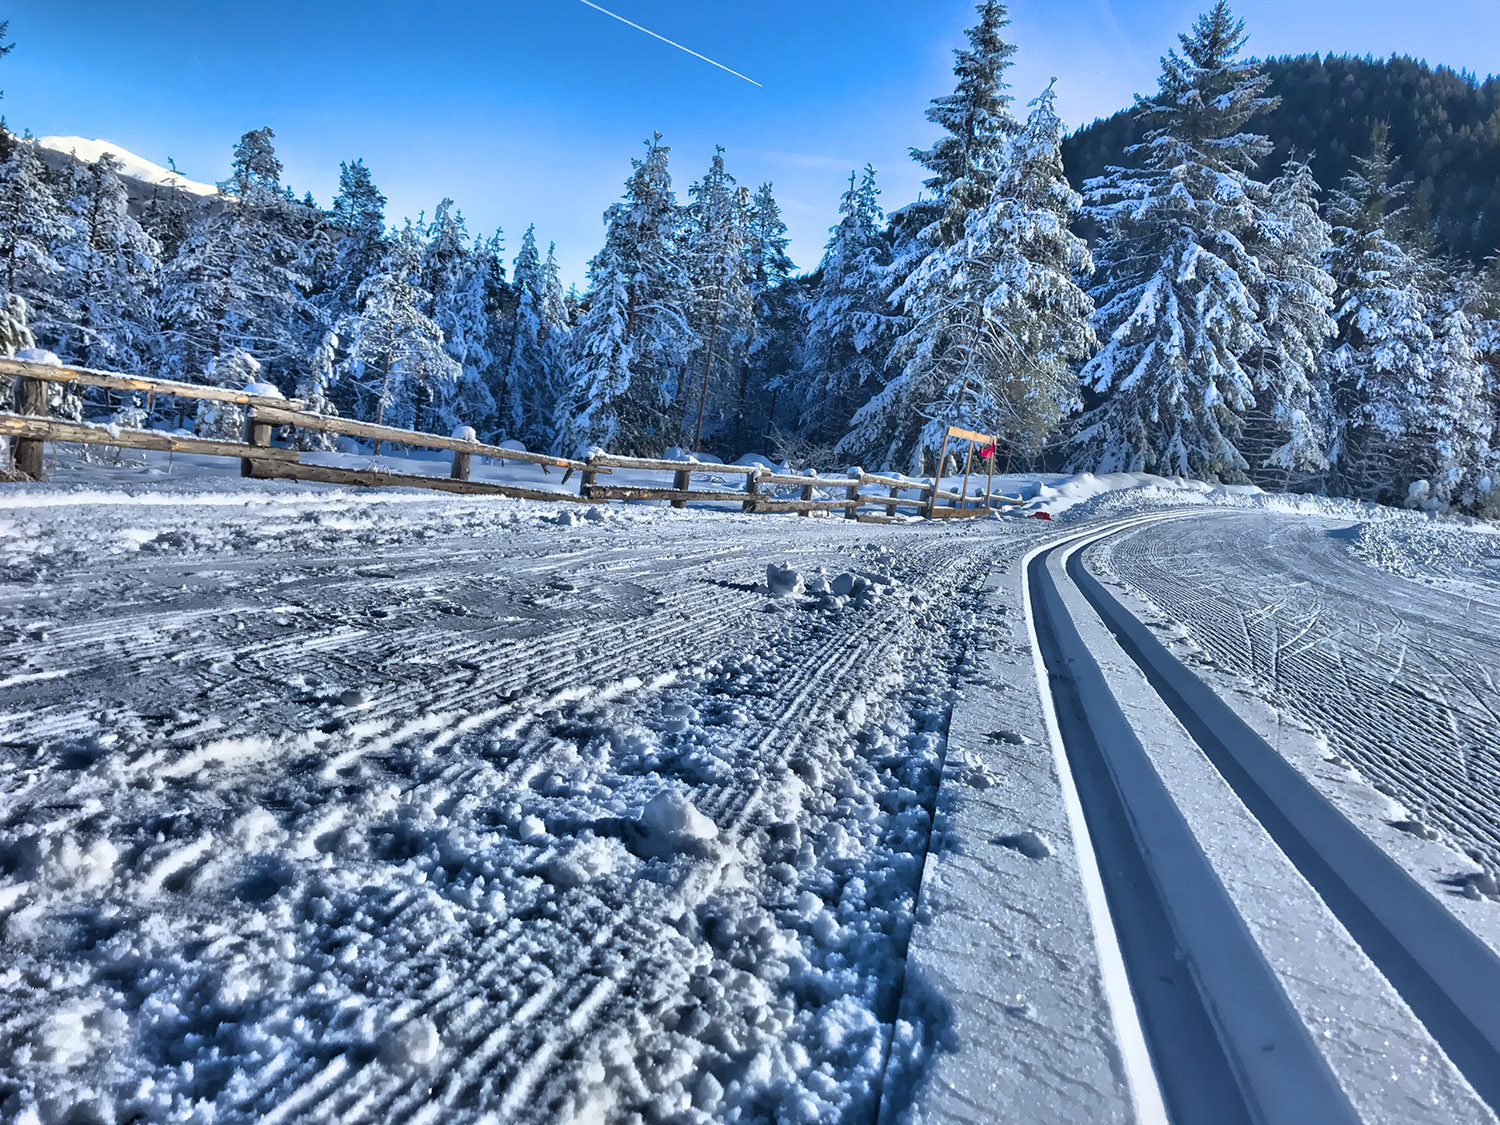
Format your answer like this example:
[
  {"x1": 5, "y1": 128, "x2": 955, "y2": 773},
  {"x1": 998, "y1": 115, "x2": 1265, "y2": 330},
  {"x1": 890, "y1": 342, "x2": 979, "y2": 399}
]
[{"x1": 3, "y1": 454, "x2": 1500, "y2": 1124}]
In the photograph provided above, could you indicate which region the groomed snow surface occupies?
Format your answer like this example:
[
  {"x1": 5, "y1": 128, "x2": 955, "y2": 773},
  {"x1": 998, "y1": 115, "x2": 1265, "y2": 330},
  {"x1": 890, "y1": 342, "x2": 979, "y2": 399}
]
[{"x1": 2, "y1": 451, "x2": 1500, "y2": 1123}]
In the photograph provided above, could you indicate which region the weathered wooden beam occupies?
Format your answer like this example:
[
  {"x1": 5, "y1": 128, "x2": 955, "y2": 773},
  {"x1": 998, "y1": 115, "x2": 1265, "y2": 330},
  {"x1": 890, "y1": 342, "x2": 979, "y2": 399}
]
[
  {"x1": 927, "y1": 505, "x2": 994, "y2": 519},
  {"x1": 0, "y1": 357, "x2": 304, "y2": 411},
  {"x1": 844, "y1": 470, "x2": 862, "y2": 521},
  {"x1": 742, "y1": 471, "x2": 760, "y2": 513},
  {"x1": 242, "y1": 411, "x2": 274, "y2": 479},
  {"x1": 586, "y1": 452, "x2": 758, "y2": 475},
  {"x1": 249, "y1": 405, "x2": 592, "y2": 473},
  {"x1": 451, "y1": 449, "x2": 471, "y2": 481},
  {"x1": 0, "y1": 413, "x2": 301, "y2": 464},
  {"x1": 586, "y1": 486, "x2": 747, "y2": 503},
  {"x1": 671, "y1": 468, "x2": 692, "y2": 510},
  {"x1": 269, "y1": 460, "x2": 585, "y2": 500},
  {"x1": 755, "y1": 471, "x2": 856, "y2": 490},
  {"x1": 11, "y1": 381, "x2": 47, "y2": 479}
]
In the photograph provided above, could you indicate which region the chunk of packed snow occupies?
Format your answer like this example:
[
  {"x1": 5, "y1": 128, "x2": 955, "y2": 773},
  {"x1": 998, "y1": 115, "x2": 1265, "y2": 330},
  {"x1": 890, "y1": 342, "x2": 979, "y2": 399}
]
[
  {"x1": 766, "y1": 563, "x2": 804, "y2": 598},
  {"x1": 13, "y1": 347, "x2": 61, "y2": 366},
  {"x1": 639, "y1": 791, "x2": 718, "y2": 846},
  {"x1": 381, "y1": 1017, "x2": 442, "y2": 1066},
  {"x1": 241, "y1": 381, "x2": 283, "y2": 399}
]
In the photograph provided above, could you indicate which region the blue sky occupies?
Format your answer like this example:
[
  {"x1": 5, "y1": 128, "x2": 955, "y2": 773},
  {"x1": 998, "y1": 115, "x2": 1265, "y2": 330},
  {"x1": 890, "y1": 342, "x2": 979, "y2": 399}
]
[{"x1": 6, "y1": 1, "x2": 1498, "y2": 285}]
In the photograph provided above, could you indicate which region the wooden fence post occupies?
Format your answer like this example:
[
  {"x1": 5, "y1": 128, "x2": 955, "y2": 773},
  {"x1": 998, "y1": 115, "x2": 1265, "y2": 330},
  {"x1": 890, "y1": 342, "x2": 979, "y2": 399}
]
[
  {"x1": 886, "y1": 484, "x2": 899, "y2": 518},
  {"x1": 800, "y1": 470, "x2": 815, "y2": 518},
  {"x1": 986, "y1": 447, "x2": 995, "y2": 510},
  {"x1": 959, "y1": 440, "x2": 975, "y2": 511},
  {"x1": 845, "y1": 469, "x2": 862, "y2": 520},
  {"x1": 241, "y1": 408, "x2": 273, "y2": 479},
  {"x1": 451, "y1": 448, "x2": 471, "y2": 481},
  {"x1": 743, "y1": 470, "x2": 760, "y2": 513},
  {"x1": 11, "y1": 376, "x2": 47, "y2": 480},
  {"x1": 925, "y1": 435, "x2": 950, "y2": 518},
  {"x1": 671, "y1": 466, "x2": 692, "y2": 510},
  {"x1": 580, "y1": 455, "x2": 599, "y2": 500}
]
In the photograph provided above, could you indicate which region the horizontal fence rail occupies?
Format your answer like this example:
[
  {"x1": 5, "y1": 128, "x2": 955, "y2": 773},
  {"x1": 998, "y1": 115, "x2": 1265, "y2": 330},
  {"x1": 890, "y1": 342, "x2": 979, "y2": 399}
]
[{"x1": 0, "y1": 357, "x2": 1027, "y2": 520}]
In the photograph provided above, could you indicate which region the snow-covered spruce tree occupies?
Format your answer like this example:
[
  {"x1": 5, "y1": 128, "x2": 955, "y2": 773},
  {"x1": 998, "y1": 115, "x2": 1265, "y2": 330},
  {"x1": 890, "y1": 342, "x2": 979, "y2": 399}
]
[
  {"x1": 850, "y1": 1, "x2": 1020, "y2": 471},
  {"x1": 194, "y1": 348, "x2": 262, "y2": 440},
  {"x1": 499, "y1": 224, "x2": 562, "y2": 449},
  {"x1": 851, "y1": 81, "x2": 1095, "y2": 472},
  {"x1": 911, "y1": 0, "x2": 1019, "y2": 249},
  {"x1": 1324, "y1": 123, "x2": 1435, "y2": 502},
  {"x1": 293, "y1": 328, "x2": 341, "y2": 450},
  {"x1": 322, "y1": 159, "x2": 388, "y2": 331},
  {"x1": 336, "y1": 220, "x2": 459, "y2": 435},
  {"x1": 1407, "y1": 272, "x2": 1492, "y2": 512},
  {"x1": 1238, "y1": 155, "x2": 1338, "y2": 484},
  {"x1": 0, "y1": 138, "x2": 67, "y2": 341},
  {"x1": 683, "y1": 148, "x2": 752, "y2": 452},
  {"x1": 1071, "y1": 3, "x2": 1277, "y2": 481},
  {"x1": 735, "y1": 182, "x2": 797, "y2": 453},
  {"x1": 800, "y1": 167, "x2": 897, "y2": 449},
  {"x1": 420, "y1": 199, "x2": 493, "y2": 434},
  {"x1": 50, "y1": 152, "x2": 163, "y2": 376},
  {"x1": 561, "y1": 133, "x2": 694, "y2": 455},
  {"x1": 160, "y1": 128, "x2": 316, "y2": 395}
]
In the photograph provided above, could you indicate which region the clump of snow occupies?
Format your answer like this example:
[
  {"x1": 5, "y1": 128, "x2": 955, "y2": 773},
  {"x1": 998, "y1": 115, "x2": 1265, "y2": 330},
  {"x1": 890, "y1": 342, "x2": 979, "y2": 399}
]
[
  {"x1": 381, "y1": 1017, "x2": 442, "y2": 1067},
  {"x1": 766, "y1": 562, "x2": 805, "y2": 598},
  {"x1": 637, "y1": 791, "x2": 718, "y2": 850},
  {"x1": 546, "y1": 506, "x2": 609, "y2": 527},
  {"x1": 452, "y1": 425, "x2": 478, "y2": 442},
  {"x1": 241, "y1": 381, "x2": 284, "y2": 399},
  {"x1": 13, "y1": 347, "x2": 61, "y2": 366},
  {"x1": 997, "y1": 830, "x2": 1053, "y2": 860}
]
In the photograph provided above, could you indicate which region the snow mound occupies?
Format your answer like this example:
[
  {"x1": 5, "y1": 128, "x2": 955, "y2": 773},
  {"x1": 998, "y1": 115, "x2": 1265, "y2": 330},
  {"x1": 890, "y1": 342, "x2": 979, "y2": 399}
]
[
  {"x1": 1340, "y1": 519, "x2": 1500, "y2": 579},
  {"x1": 381, "y1": 1017, "x2": 442, "y2": 1067},
  {"x1": 241, "y1": 381, "x2": 283, "y2": 399},
  {"x1": 37, "y1": 136, "x2": 218, "y2": 196},
  {"x1": 546, "y1": 506, "x2": 610, "y2": 527},
  {"x1": 13, "y1": 348, "x2": 61, "y2": 366},
  {"x1": 638, "y1": 791, "x2": 718, "y2": 849},
  {"x1": 766, "y1": 562, "x2": 804, "y2": 598}
]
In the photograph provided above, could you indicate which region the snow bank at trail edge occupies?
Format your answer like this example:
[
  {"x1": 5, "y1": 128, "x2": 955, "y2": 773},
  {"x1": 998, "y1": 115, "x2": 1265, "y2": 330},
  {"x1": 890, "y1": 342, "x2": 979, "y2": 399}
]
[{"x1": 1021, "y1": 471, "x2": 1261, "y2": 517}]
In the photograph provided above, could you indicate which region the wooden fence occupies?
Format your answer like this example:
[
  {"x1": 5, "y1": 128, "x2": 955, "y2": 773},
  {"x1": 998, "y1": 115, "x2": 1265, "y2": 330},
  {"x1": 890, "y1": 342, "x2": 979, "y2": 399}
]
[{"x1": 0, "y1": 357, "x2": 1021, "y2": 520}]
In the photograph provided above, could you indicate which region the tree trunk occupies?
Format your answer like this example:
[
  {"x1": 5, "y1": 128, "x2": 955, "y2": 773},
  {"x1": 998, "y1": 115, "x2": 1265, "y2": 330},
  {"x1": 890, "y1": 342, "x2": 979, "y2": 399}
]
[{"x1": 692, "y1": 296, "x2": 724, "y2": 453}]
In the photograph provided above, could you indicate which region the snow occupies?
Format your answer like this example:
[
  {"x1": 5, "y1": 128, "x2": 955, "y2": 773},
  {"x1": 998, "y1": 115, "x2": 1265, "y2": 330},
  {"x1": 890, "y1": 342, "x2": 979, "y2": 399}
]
[
  {"x1": 4, "y1": 459, "x2": 1500, "y2": 1122},
  {"x1": 36, "y1": 136, "x2": 219, "y2": 197}
]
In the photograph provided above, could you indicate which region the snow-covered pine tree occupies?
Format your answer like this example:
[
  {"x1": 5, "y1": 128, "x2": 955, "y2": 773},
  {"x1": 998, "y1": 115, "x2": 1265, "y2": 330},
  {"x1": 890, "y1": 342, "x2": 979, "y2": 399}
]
[
  {"x1": 683, "y1": 148, "x2": 752, "y2": 452},
  {"x1": 850, "y1": 81, "x2": 1095, "y2": 472},
  {"x1": 499, "y1": 224, "x2": 551, "y2": 447},
  {"x1": 1411, "y1": 297, "x2": 1490, "y2": 511},
  {"x1": 50, "y1": 152, "x2": 163, "y2": 376},
  {"x1": 1239, "y1": 155, "x2": 1338, "y2": 483},
  {"x1": 293, "y1": 328, "x2": 341, "y2": 450},
  {"x1": 801, "y1": 166, "x2": 897, "y2": 449},
  {"x1": 323, "y1": 159, "x2": 388, "y2": 327},
  {"x1": 1072, "y1": 2, "x2": 1277, "y2": 481},
  {"x1": 194, "y1": 348, "x2": 262, "y2": 440},
  {"x1": 420, "y1": 199, "x2": 493, "y2": 434},
  {"x1": 851, "y1": 1, "x2": 1021, "y2": 472},
  {"x1": 911, "y1": 0, "x2": 1019, "y2": 249},
  {"x1": 736, "y1": 182, "x2": 797, "y2": 453},
  {"x1": 1324, "y1": 123, "x2": 1435, "y2": 502},
  {"x1": 561, "y1": 133, "x2": 694, "y2": 455},
  {"x1": 160, "y1": 128, "x2": 316, "y2": 393},
  {"x1": 0, "y1": 138, "x2": 68, "y2": 341},
  {"x1": 336, "y1": 220, "x2": 460, "y2": 435}
]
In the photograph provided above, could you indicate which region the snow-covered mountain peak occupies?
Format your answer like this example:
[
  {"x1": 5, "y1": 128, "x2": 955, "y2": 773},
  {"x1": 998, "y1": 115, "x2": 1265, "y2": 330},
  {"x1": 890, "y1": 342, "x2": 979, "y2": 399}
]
[{"x1": 35, "y1": 136, "x2": 218, "y2": 197}]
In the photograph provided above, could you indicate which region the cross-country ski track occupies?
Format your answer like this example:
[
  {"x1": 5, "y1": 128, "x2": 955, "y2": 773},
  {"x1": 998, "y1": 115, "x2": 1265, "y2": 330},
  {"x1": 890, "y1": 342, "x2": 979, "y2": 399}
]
[{"x1": 2, "y1": 477, "x2": 1500, "y2": 1123}]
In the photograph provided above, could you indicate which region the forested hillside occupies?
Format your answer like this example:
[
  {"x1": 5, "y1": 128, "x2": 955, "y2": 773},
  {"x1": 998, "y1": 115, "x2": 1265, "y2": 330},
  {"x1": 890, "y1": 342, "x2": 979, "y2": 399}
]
[
  {"x1": 1062, "y1": 53, "x2": 1500, "y2": 263},
  {"x1": 2, "y1": 5, "x2": 1498, "y2": 518}
]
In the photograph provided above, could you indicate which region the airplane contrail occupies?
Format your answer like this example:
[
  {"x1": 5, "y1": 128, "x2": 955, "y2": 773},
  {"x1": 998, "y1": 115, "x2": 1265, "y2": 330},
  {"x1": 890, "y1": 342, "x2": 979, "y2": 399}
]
[{"x1": 574, "y1": 0, "x2": 762, "y2": 88}]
